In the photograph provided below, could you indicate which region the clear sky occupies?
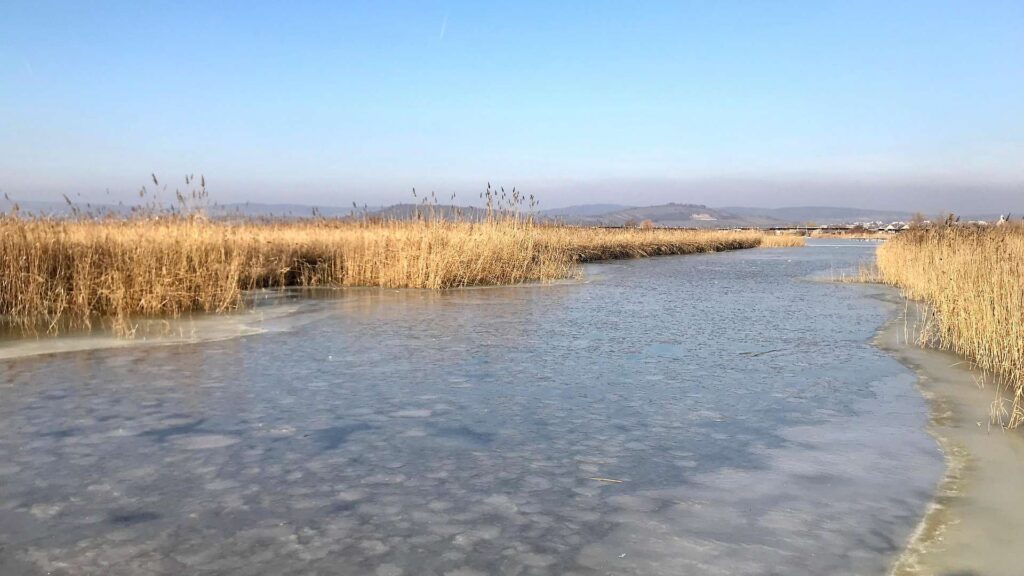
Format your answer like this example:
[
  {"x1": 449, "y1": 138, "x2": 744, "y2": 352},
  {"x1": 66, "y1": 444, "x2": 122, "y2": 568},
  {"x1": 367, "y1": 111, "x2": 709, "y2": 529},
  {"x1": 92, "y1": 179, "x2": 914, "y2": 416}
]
[{"x1": 2, "y1": 1, "x2": 1022, "y2": 212}]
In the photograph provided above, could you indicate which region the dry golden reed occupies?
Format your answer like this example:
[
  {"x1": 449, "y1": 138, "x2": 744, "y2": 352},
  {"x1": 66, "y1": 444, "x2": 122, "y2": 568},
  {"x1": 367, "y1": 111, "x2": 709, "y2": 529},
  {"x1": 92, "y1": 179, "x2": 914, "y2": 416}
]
[
  {"x1": 758, "y1": 234, "x2": 807, "y2": 248},
  {"x1": 0, "y1": 214, "x2": 788, "y2": 334},
  {"x1": 876, "y1": 226, "x2": 1024, "y2": 428}
]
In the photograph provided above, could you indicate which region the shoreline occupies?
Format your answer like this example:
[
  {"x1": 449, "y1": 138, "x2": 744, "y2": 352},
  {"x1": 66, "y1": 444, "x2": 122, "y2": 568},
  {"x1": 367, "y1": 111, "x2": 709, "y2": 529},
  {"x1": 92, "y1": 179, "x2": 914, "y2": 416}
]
[
  {"x1": 0, "y1": 249, "x2": 761, "y2": 362},
  {"x1": 875, "y1": 289, "x2": 1024, "y2": 576},
  {"x1": 0, "y1": 278, "x2": 593, "y2": 361},
  {"x1": 0, "y1": 301, "x2": 331, "y2": 361}
]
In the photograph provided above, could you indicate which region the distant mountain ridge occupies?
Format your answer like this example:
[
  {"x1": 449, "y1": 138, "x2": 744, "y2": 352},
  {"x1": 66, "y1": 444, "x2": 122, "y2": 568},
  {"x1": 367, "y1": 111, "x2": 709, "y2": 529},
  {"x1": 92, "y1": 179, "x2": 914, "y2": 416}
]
[
  {"x1": 553, "y1": 203, "x2": 764, "y2": 228},
  {"x1": 539, "y1": 204, "x2": 635, "y2": 218},
  {"x1": 719, "y1": 206, "x2": 917, "y2": 224},
  {"x1": 2, "y1": 198, "x2": 998, "y2": 227},
  {"x1": 542, "y1": 204, "x2": 974, "y2": 226},
  {"x1": 369, "y1": 204, "x2": 492, "y2": 221}
]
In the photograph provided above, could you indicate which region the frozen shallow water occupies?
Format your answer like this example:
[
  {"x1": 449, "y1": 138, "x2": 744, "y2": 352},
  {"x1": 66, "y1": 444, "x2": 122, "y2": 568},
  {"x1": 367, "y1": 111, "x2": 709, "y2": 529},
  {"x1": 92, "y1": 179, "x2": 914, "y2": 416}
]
[{"x1": 0, "y1": 240, "x2": 943, "y2": 575}]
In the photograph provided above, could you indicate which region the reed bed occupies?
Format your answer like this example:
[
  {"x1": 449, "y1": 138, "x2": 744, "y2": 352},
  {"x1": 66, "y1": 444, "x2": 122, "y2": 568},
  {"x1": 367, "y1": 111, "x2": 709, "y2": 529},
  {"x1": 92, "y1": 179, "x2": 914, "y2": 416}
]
[
  {"x1": 875, "y1": 226, "x2": 1024, "y2": 428},
  {"x1": 0, "y1": 215, "x2": 786, "y2": 335},
  {"x1": 758, "y1": 234, "x2": 807, "y2": 248}
]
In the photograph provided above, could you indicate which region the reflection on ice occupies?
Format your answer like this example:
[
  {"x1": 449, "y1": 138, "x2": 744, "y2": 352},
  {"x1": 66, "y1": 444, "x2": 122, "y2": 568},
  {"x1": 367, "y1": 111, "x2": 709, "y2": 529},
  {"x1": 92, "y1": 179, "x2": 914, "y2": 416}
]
[{"x1": 0, "y1": 293, "x2": 331, "y2": 361}]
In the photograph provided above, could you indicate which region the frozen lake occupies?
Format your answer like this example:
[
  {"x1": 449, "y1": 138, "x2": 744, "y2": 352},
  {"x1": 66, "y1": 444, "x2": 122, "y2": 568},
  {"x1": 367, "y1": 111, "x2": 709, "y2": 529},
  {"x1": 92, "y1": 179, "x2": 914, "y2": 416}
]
[{"x1": 0, "y1": 240, "x2": 942, "y2": 575}]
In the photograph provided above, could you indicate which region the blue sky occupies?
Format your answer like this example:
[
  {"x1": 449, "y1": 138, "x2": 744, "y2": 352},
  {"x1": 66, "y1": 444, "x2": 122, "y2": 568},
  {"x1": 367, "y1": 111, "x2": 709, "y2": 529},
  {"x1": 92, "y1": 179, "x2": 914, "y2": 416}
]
[{"x1": 2, "y1": 1, "x2": 1022, "y2": 211}]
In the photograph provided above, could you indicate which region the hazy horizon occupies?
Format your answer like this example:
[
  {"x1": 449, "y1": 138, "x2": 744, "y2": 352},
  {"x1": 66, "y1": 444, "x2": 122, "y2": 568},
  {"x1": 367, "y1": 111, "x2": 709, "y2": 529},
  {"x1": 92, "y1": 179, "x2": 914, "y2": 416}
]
[
  {"x1": 3, "y1": 1, "x2": 1022, "y2": 213},
  {"x1": 5, "y1": 175, "x2": 1020, "y2": 215}
]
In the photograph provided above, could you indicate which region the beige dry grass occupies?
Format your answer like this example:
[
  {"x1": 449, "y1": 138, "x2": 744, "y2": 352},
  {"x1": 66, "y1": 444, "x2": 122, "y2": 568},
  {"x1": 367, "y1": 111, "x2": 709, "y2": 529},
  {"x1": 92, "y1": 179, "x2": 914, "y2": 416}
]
[
  {"x1": 0, "y1": 215, "x2": 792, "y2": 335},
  {"x1": 875, "y1": 226, "x2": 1024, "y2": 428},
  {"x1": 758, "y1": 234, "x2": 807, "y2": 248}
]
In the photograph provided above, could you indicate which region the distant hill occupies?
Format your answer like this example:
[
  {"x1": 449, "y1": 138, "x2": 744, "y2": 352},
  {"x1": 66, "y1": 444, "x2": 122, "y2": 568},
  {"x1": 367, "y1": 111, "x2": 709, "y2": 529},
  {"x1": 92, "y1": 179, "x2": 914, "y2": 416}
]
[
  {"x1": 596, "y1": 204, "x2": 740, "y2": 227},
  {"x1": 524, "y1": 203, "x2": 943, "y2": 227},
  {"x1": 366, "y1": 203, "x2": 755, "y2": 227},
  {"x1": 547, "y1": 203, "x2": 777, "y2": 228},
  {"x1": 539, "y1": 204, "x2": 635, "y2": 219},
  {"x1": 3, "y1": 198, "x2": 998, "y2": 227},
  {"x1": 368, "y1": 203, "x2": 494, "y2": 221},
  {"x1": 1, "y1": 200, "x2": 369, "y2": 219},
  {"x1": 1, "y1": 199, "x2": 119, "y2": 217},
  {"x1": 213, "y1": 203, "x2": 361, "y2": 218},
  {"x1": 719, "y1": 206, "x2": 917, "y2": 225}
]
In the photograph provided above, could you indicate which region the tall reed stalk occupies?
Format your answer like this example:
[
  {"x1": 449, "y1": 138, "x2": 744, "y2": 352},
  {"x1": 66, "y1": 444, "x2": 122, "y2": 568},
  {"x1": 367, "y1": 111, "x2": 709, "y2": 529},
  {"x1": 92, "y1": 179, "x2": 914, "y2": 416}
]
[{"x1": 875, "y1": 226, "x2": 1024, "y2": 428}]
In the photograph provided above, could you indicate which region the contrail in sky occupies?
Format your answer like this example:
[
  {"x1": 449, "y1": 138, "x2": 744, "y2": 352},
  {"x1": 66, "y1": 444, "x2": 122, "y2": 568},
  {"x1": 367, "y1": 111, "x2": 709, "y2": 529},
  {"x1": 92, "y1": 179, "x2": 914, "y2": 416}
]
[{"x1": 439, "y1": 14, "x2": 447, "y2": 40}]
